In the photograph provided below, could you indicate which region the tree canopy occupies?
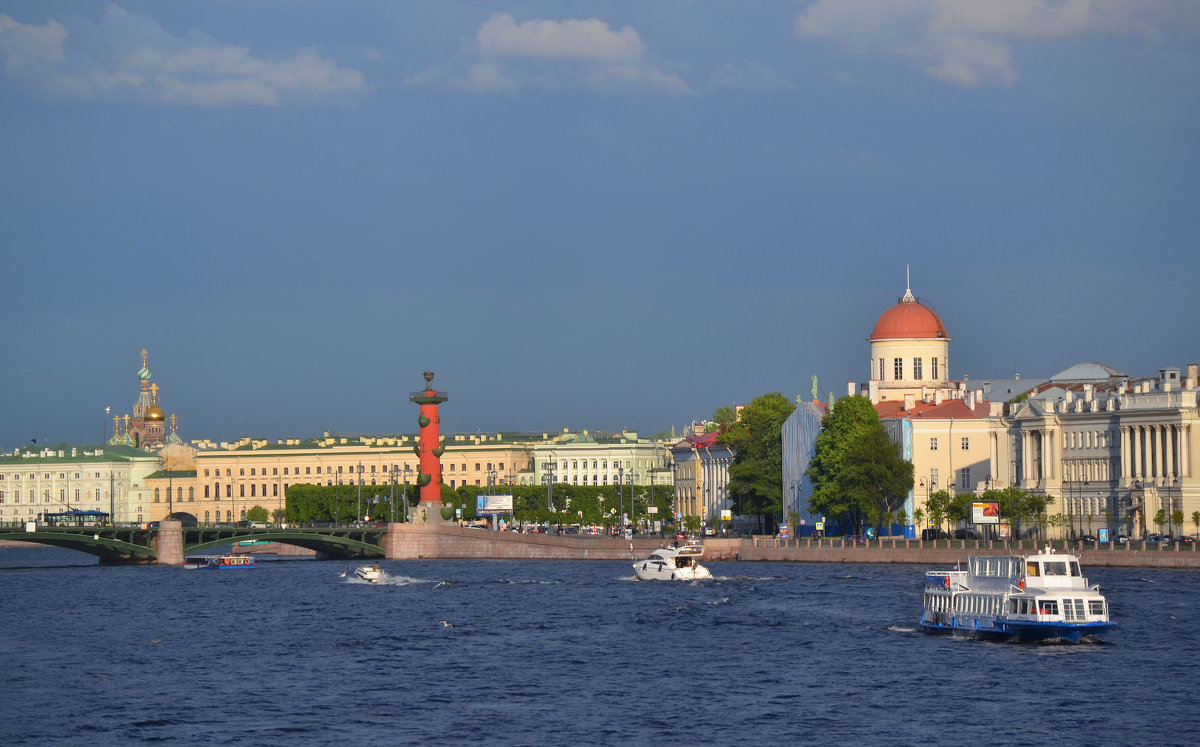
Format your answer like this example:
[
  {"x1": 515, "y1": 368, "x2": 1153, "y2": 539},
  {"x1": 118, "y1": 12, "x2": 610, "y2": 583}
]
[
  {"x1": 717, "y1": 391, "x2": 795, "y2": 532},
  {"x1": 806, "y1": 395, "x2": 913, "y2": 534}
]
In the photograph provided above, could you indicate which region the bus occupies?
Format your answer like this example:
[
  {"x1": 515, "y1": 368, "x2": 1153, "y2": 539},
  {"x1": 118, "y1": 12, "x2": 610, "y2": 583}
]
[{"x1": 40, "y1": 510, "x2": 110, "y2": 527}]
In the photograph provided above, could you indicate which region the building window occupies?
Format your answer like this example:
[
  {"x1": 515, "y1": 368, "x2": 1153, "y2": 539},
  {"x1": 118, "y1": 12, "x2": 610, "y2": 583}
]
[
  {"x1": 273, "y1": 468, "x2": 278, "y2": 475},
  {"x1": 250, "y1": 485, "x2": 256, "y2": 497},
  {"x1": 226, "y1": 485, "x2": 232, "y2": 498},
  {"x1": 894, "y1": 358, "x2": 903, "y2": 380},
  {"x1": 913, "y1": 358, "x2": 923, "y2": 379},
  {"x1": 154, "y1": 488, "x2": 160, "y2": 503},
  {"x1": 205, "y1": 485, "x2": 210, "y2": 499},
  {"x1": 240, "y1": 468, "x2": 245, "y2": 476},
  {"x1": 930, "y1": 469, "x2": 939, "y2": 489},
  {"x1": 930, "y1": 438, "x2": 938, "y2": 451},
  {"x1": 273, "y1": 484, "x2": 278, "y2": 497},
  {"x1": 240, "y1": 485, "x2": 245, "y2": 498},
  {"x1": 251, "y1": 468, "x2": 256, "y2": 476},
  {"x1": 932, "y1": 358, "x2": 939, "y2": 379},
  {"x1": 499, "y1": 463, "x2": 504, "y2": 470},
  {"x1": 879, "y1": 358, "x2": 885, "y2": 380},
  {"x1": 316, "y1": 466, "x2": 322, "y2": 474},
  {"x1": 188, "y1": 487, "x2": 194, "y2": 502},
  {"x1": 960, "y1": 468, "x2": 971, "y2": 490},
  {"x1": 475, "y1": 463, "x2": 480, "y2": 471},
  {"x1": 306, "y1": 467, "x2": 311, "y2": 475},
  {"x1": 961, "y1": 437, "x2": 969, "y2": 451}
]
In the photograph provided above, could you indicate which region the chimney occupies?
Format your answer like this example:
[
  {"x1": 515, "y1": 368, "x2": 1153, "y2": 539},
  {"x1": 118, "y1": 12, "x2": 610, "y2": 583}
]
[
  {"x1": 934, "y1": 390, "x2": 944, "y2": 405},
  {"x1": 966, "y1": 390, "x2": 975, "y2": 410},
  {"x1": 1083, "y1": 383, "x2": 1094, "y2": 402},
  {"x1": 904, "y1": 394, "x2": 916, "y2": 410}
]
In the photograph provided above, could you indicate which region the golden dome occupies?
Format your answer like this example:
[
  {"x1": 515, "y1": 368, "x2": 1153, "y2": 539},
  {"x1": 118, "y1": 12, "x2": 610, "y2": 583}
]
[{"x1": 144, "y1": 405, "x2": 166, "y2": 422}]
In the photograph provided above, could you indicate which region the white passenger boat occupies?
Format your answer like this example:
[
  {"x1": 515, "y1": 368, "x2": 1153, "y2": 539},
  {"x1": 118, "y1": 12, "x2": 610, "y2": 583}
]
[
  {"x1": 354, "y1": 563, "x2": 383, "y2": 583},
  {"x1": 920, "y1": 545, "x2": 1113, "y2": 643},
  {"x1": 633, "y1": 543, "x2": 712, "y2": 581}
]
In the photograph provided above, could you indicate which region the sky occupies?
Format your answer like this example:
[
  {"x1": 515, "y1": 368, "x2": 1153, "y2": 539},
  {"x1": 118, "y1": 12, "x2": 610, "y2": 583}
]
[{"x1": 2, "y1": 1, "x2": 1198, "y2": 449}]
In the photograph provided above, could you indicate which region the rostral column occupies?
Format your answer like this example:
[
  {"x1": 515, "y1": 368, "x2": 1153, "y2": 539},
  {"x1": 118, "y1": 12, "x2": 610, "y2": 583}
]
[{"x1": 409, "y1": 371, "x2": 448, "y2": 508}]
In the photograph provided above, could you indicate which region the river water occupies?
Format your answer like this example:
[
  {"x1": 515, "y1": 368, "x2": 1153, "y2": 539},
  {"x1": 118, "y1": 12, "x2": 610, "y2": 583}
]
[{"x1": 1, "y1": 546, "x2": 1196, "y2": 745}]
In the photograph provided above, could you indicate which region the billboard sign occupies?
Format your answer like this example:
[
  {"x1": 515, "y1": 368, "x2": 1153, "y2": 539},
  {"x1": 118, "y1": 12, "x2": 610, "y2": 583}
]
[
  {"x1": 971, "y1": 501, "x2": 1000, "y2": 525},
  {"x1": 476, "y1": 494, "x2": 514, "y2": 516}
]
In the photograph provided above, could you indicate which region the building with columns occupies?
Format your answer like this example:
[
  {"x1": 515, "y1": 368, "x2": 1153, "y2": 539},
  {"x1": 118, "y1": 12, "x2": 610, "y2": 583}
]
[
  {"x1": 0, "y1": 444, "x2": 162, "y2": 526},
  {"x1": 793, "y1": 279, "x2": 1200, "y2": 541}
]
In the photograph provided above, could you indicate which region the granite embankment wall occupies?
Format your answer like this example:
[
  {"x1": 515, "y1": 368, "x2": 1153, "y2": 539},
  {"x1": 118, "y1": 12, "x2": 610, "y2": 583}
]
[
  {"x1": 737, "y1": 537, "x2": 1200, "y2": 568},
  {"x1": 382, "y1": 527, "x2": 1200, "y2": 569}
]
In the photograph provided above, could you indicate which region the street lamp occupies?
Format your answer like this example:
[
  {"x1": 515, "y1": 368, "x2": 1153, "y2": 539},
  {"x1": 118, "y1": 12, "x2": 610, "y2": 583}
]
[
  {"x1": 618, "y1": 465, "x2": 625, "y2": 530},
  {"x1": 543, "y1": 455, "x2": 555, "y2": 511},
  {"x1": 356, "y1": 462, "x2": 363, "y2": 523}
]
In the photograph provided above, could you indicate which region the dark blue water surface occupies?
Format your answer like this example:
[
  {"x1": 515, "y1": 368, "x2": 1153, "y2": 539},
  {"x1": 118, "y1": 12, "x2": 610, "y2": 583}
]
[{"x1": 1, "y1": 547, "x2": 1196, "y2": 745}]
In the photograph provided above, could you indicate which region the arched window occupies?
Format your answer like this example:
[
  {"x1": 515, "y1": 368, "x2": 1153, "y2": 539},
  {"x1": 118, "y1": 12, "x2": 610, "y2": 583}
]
[
  {"x1": 189, "y1": 487, "x2": 195, "y2": 501},
  {"x1": 153, "y1": 488, "x2": 160, "y2": 503},
  {"x1": 204, "y1": 511, "x2": 210, "y2": 523},
  {"x1": 226, "y1": 510, "x2": 232, "y2": 522}
]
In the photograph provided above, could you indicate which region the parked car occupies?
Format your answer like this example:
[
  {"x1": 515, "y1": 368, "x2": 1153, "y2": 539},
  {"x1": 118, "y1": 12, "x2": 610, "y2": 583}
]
[
  {"x1": 952, "y1": 529, "x2": 979, "y2": 540},
  {"x1": 1178, "y1": 536, "x2": 1196, "y2": 546},
  {"x1": 1077, "y1": 534, "x2": 1097, "y2": 544},
  {"x1": 921, "y1": 528, "x2": 948, "y2": 541}
]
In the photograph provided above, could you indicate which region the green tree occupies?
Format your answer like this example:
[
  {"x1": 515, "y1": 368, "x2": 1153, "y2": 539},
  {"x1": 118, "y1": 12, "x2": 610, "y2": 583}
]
[
  {"x1": 838, "y1": 426, "x2": 914, "y2": 535},
  {"x1": 1171, "y1": 510, "x2": 1184, "y2": 536},
  {"x1": 913, "y1": 507, "x2": 925, "y2": 530},
  {"x1": 1153, "y1": 508, "x2": 1166, "y2": 535},
  {"x1": 245, "y1": 504, "x2": 269, "y2": 522},
  {"x1": 807, "y1": 395, "x2": 886, "y2": 533},
  {"x1": 712, "y1": 405, "x2": 738, "y2": 430},
  {"x1": 271, "y1": 507, "x2": 287, "y2": 526},
  {"x1": 982, "y1": 486, "x2": 1049, "y2": 540},
  {"x1": 925, "y1": 490, "x2": 950, "y2": 536},
  {"x1": 718, "y1": 392, "x2": 795, "y2": 533},
  {"x1": 947, "y1": 492, "x2": 972, "y2": 532},
  {"x1": 1192, "y1": 510, "x2": 1200, "y2": 537}
]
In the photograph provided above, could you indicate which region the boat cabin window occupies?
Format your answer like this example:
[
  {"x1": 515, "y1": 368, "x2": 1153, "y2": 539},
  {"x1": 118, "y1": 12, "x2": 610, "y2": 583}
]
[
  {"x1": 1025, "y1": 562, "x2": 1040, "y2": 577},
  {"x1": 1043, "y1": 562, "x2": 1068, "y2": 576},
  {"x1": 1069, "y1": 561, "x2": 1080, "y2": 577},
  {"x1": 1088, "y1": 600, "x2": 1105, "y2": 615},
  {"x1": 1039, "y1": 600, "x2": 1059, "y2": 615}
]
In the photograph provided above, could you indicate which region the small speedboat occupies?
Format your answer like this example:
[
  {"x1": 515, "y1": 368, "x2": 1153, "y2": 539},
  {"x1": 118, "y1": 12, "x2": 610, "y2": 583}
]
[
  {"x1": 184, "y1": 554, "x2": 255, "y2": 570},
  {"x1": 354, "y1": 563, "x2": 383, "y2": 583},
  {"x1": 633, "y1": 543, "x2": 712, "y2": 581}
]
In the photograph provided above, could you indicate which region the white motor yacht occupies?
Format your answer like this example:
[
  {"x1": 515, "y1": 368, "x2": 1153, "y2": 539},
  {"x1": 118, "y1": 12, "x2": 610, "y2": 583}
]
[
  {"x1": 354, "y1": 563, "x2": 383, "y2": 583},
  {"x1": 633, "y1": 543, "x2": 712, "y2": 581}
]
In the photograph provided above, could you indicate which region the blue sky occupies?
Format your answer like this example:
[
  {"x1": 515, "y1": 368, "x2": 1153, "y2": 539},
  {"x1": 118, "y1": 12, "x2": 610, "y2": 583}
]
[{"x1": 2, "y1": 1, "x2": 1198, "y2": 448}]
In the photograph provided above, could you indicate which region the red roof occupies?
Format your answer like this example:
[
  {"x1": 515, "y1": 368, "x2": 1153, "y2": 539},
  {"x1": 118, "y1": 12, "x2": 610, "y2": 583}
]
[
  {"x1": 869, "y1": 300, "x2": 949, "y2": 341},
  {"x1": 875, "y1": 398, "x2": 990, "y2": 419}
]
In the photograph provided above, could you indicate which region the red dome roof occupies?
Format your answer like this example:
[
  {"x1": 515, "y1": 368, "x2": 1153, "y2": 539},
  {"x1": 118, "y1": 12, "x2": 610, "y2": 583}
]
[{"x1": 870, "y1": 299, "x2": 949, "y2": 341}]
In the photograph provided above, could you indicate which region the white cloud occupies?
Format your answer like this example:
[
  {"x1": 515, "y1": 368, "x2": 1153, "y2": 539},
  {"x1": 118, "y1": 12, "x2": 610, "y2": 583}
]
[
  {"x1": 707, "y1": 61, "x2": 792, "y2": 92},
  {"x1": 410, "y1": 12, "x2": 689, "y2": 96},
  {"x1": 795, "y1": 0, "x2": 1184, "y2": 87},
  {"x1": 0, "y1": 5, "x2": 369, "y2": 106},
  {"x1": 0, "y1": 14, "x2": 66, "y2": 72},
  {"x1": 450, "y1": 62, "x2": 521, "y2": 94},
  {"x1": 477, "y1": 13, "x2": 646, "y2": 62}
]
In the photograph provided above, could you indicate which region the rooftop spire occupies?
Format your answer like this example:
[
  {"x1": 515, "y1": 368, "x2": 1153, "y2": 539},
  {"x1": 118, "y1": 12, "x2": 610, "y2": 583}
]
[{"x1": 901, "y1": 264, "x2": 916, "y2": 302}]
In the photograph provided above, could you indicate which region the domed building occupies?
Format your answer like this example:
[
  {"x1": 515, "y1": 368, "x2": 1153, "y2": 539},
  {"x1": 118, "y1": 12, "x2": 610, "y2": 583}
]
[
  {"x1": 110, "y1": 349, "x2": 181, "y2": 450},
  {"x1": 860, "y1": 278, "x2": 955, "y2": 405}
]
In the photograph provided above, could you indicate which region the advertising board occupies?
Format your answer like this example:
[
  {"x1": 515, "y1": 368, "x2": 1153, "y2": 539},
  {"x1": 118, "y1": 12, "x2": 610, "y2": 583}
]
[
  {"x1": 971, "y1": 501, "x2": 1000, "y2": 525},
  {"x1": 476, "y1": 494, "x2": 514, "y2": 516}
]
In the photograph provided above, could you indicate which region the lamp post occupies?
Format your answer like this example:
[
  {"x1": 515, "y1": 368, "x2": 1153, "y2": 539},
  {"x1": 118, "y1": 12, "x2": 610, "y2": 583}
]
[
  {"x1": 627, "y1": 471, "x2": 637, "y2": 532},
  {"x1": 356, "y1": 462, "x2": 363, "y2": 523},
  {"x1": 617, "y1": 465, "x2": 625, "y2": 530},
  {"x1": 543, "y1": 455, "x2": 555, "y2": 512},
  {"x1": 402, "y1": 464, "x2": 413, "y2": 523},
  {"x1": 335, "y1": 478, "x2": 341, "y2": 526}
]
